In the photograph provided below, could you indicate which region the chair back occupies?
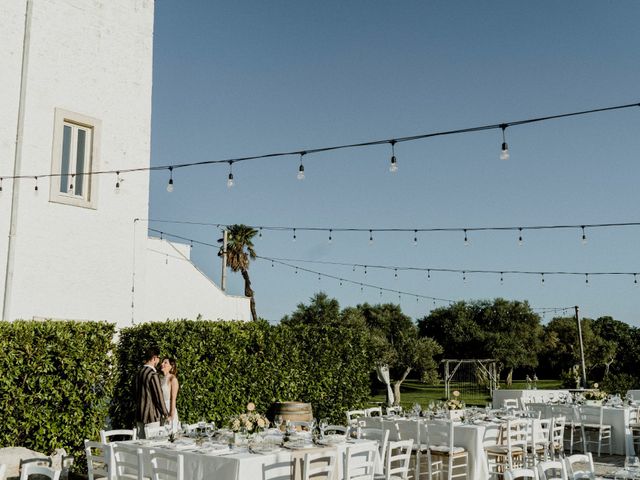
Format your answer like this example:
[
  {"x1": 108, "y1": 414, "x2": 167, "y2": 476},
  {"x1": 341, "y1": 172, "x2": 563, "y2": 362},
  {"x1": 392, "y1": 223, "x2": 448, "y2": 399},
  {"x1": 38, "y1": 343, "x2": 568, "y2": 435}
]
[
  {"x1": 386, "y1": 406, "x2": 403, "y2": 416},
  {"x1": 84, "y1": 440, "x2": 112, "y2": 480},
  {"x1": 384, "y1": 440, "x2": 413, "y2": 480},
  {"x1": 365, "y1": 407, "x2": 383, "y2": 418},
  {"x1": 19, "y1": 464, "x2": 60, "y2": 480},
  {"x1": 113, "y1": 445, "x2": 143, "y2": 480},
  {"x1": 149, "y1": 450, "x2": 184, "y2": 480},
  {"x1": 346, "y1": 410, "x2": 367, "y2": 426},
  {"x1": 302, "y1": 450, "x2": 337, "y2": 480},
  {"x1": 578, "y1": 406, "x2": 603, "y2": 427},
  {"x1": 320, "y1": 425, "x2": 348, "y2": 436},
  {"x1": 100, "y1": 429, "x2": 137, "y2": 443},
  {"x1": 537, "y1": 460, "x2": 568, "y2": 480},
  {"x1": 564, "y1": 453, "x2": 595, "y2": 480},
  {"x1": 290, "y1": 420, "x2": 313, "y2": 431},
  {"x1": 504, "y1": 468, "x2": 537, "y2": 480},
  {"x1": 262, "y1": 460, "x2": 293, "y2": 480},
  {"x1": 145, "y1": 423, "x2": 169, "y2": 439},
  {"x1": 503, "y1": 399, "x2": 519, "y2": 410},
  {"x1": 344, "y1": 442, "x2": 377, "y2": 480}
]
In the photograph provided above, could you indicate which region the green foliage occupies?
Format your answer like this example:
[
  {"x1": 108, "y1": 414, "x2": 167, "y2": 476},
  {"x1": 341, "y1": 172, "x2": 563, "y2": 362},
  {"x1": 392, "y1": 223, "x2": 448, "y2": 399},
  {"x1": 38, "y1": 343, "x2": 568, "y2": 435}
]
[
  {"x1": 0, "y1": 320, "x2": 115, "y2": 463},
  {"x1": 418, "y1": 298, "x2": 542, "y2": 379},
  {"x1": 111, "y1": 316, "x2": 373, "y2": 427}
]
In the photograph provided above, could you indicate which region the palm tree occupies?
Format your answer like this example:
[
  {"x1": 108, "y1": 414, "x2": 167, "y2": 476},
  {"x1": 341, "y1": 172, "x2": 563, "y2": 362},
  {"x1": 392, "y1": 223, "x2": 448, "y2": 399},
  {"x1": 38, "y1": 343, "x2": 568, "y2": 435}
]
[{"x1": 218, "y1": 224, "x2": 258, "y2": 321}]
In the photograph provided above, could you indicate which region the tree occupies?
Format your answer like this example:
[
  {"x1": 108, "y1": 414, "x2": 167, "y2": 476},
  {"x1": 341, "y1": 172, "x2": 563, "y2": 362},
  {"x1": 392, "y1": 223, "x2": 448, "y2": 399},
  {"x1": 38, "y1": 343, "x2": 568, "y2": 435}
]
[
  {"x1": 357, "y1": 303, "x2": 442, "y2": 405},
  {"x1": 418, "y1": 298, "x2": 543, "y2": 386},
  {"x1": 218, "y1": 224, "x2": 258, "y2": 321}
]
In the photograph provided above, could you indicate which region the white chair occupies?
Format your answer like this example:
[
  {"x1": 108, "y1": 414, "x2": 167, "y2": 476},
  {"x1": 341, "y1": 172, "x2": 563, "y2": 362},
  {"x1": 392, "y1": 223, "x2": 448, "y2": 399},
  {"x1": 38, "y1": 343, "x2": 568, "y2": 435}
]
[
  {"x1": 537, "y1": 460, "x2": 568, "y2": 480},
  {"x1": 486, "y1": 419, "x2": 528, "y2": 478},
  {"x1": 504, "y1": 399, "x2": 520, "y2": 410},
  {"x1": 428, "y1": 418, "x2": 468, "y2": 480},
  {"x1": 554, "y1": 406, "x2": 582, "y2": 455},
  {"x1": 630, "y1": 406, "x2": 640, "y2": 455},
  {"x1": 578, "y1": 406, "x2": 611, "y2": 456},
  {"x1": 529, "y1": 418, "x2": 552, "y2": 465},
  {"x1": 0, "y1": 463, "x2": 6, "y2": 480},
  {"x1": 100, "y1": 429, "x2": 137, "y2": 443},
  {"x1": 345, "y1": 442, "x2": 377, "y2": 480},
  {"x1": 550, "y1": 416, "x2": 566, "y2": 459},
  {"x1": 347, "y1": 410, "x2": 368, "y2": 426},
  {"x1": 374, "y1": 439, "x2": 413, "y2": 480},
  {"x1": 20, "y1": 464, "x2": 61, "y2": 480},
  {"x1": 149, "y1": 450, "x2": 184, "y2": 480},
  {"x1": 564, "y1": 453, "x2": 595, "y2": 480},
  {"x1": 289, "y1": 420, "x2": 314, "y2": 431},
  {"x1": 302, "y1": 450, "x2": 337, "y2": 480},
  {"x1": 386, "y1": 406, "x2": 403, "y2": 416},
  {"x1": 144, "y1": 423, "x2": 168, "y2": 439},
  {"x1": 262, "y1": 460, "x2": 294, "y2": 480},
  {"x1": 112, "y1": 445, "x2": 144, "y2": 480},
  {"x1": 85, "y1": 440, "x2": 113, "y2": 480},
  {"x1": 360, "y1": 427, "x2": 390, "y2": 468},
  {"x1": 504, "y1": 468, "x2": 538, "y2": 480},
  {"x1": 365, "y1": 407, "x2": 383, "y2": 418}
]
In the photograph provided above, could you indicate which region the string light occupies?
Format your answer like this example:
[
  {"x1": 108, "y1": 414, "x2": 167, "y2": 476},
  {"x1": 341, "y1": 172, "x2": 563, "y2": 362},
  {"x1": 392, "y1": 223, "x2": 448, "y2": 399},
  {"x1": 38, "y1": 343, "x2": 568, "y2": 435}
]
[
  {"x1": 69, "y1": 174, "x2": 75, "y2": 192},
  {"x1": 518, "y1": 228, "x2": 523, "y2": 246},
  {"x1": 585, "y1": 273, "x2": 589, "y2": 285},
  {"x1": 0, "y1": 177, "x2": 3, "y2": 193},
  {"x1": 500, "y1": 272, "x2": 504, "y2": 284},
  {"x1": 34, "y1": 176, "x2": 38, "y2": 192},
  {"x1": 115, "y1": 171, "x2": 121, "y2": 193},
  {"x1": 328, "y1": 229, "x2": 333, "y2": 243},
  {"x1": 293, "y1": 228, "x2": 297, "y2": 242},
  {"x1": 297, "y1": 152, "x2": 306, "y2": 180},
  {"x1": 369, "y1": 229, "x2": 373, "y2": 245},
  {"x1": 500, "y1": 124, "x2": 510, "y2": 161},
  {"x1": 364, "y1": 266, "x2": 367, "y2": 275},
  {"x1": 394, "y1": 268, "x2": 398, "y2": 279},
  {"x1": 462, "y1": 271, "x2": 467, "y2": 283},
  {"x1": 464, "y1": 229, "x2": 469, "y2": 246},
  {"x1": 166, "y1": 167, "x2": 174, "y2": 192},
  {"x1": 581, "y1": 226, "x2": 587, "y2": 244},
  {"x1": 227, "y1": 161, "x2": 234, "y2": 188},
  {"x1": 635, "y1": 274, "x2": 638, "y2": 285},
  {"x1": 389, "y1": 140, "x2": 398, "y2": 173},
  {"x1": 259, "y1": 227, "x2": 263, "y2": 238},
  {"x1": 427, "y1": 269, "x2": 431, "y2": 280},
  {"x1": 413, "y1": 230, "x2": 418, "y2": 246},
  {"x1": 541, "y1": 273, "x2": 545, "y2": 285}
]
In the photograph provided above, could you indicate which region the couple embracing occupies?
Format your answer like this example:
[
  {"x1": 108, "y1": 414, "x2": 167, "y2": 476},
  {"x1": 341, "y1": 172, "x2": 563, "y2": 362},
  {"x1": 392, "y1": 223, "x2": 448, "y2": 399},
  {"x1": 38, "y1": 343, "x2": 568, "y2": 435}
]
[{"x1": 134, "y1": 347, "x2": 180, "y2": 438}]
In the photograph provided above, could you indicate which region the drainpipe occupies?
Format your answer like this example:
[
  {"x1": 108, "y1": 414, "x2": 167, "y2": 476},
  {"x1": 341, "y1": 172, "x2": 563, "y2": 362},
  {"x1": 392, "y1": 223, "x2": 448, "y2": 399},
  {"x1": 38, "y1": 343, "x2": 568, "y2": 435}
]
[{"x1": 2, "y1": 0, "x2": 33, "y2": 321}]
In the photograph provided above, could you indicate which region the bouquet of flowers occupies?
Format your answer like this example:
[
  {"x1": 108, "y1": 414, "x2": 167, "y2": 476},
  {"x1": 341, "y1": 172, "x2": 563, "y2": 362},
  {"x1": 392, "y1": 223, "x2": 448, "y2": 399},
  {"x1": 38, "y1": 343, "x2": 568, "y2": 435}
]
[
  {"x1": 229, "y1": 402, "x2": 269, "y2": 433},
  {"x1": 446, "y1": 391, "x2": 465, "y2": 410},
  {"x1": 583, "y1": 383, "x2": 608, "y2": 401}
]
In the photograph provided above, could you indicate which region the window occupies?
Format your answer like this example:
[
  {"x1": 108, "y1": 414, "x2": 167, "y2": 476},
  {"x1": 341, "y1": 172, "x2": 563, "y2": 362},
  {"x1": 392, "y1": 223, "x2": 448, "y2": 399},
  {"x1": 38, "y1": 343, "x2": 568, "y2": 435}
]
[{"x1": 50, "y1": 109, "x2": 100, "y2": 208}]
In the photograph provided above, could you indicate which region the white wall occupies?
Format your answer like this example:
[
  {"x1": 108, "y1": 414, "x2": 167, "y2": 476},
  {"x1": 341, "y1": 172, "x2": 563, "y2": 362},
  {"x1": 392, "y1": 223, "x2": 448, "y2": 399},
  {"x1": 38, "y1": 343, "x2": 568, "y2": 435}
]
[
  {"x1": 141, "y1": 237, "x2": 251, "y2": 323},
  {"x1": 0, "y1": 0, "x2": 154, "y2": 327}
]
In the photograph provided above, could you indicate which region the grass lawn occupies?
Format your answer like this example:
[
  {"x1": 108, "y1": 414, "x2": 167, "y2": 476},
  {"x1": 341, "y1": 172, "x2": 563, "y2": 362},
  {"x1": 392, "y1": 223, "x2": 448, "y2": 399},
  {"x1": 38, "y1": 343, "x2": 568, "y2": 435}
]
[{"x1": 368, "y1": 378, "x2": 563, "y2": 409}]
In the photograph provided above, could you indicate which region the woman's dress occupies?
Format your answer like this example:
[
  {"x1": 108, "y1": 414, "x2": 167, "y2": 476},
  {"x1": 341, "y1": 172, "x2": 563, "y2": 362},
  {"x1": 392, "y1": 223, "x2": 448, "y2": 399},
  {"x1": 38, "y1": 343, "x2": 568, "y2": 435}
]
[{"x1": 161, "y1": 376, "x2": 180, "y2": 431}]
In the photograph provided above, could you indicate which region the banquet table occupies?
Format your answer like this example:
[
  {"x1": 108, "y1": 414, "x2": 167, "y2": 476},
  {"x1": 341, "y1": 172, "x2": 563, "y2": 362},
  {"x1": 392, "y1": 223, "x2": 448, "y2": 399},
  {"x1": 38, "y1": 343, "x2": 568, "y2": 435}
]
[
  {"x1": 492, "y1": 389, "x2": 571, "y2": 408},
  {"x1": 527, "y1": 403, "x2": 632, "y2": 455},
  {"x1": 362, "y1": 416, "x2": 490, "y2": 480},
  {"x1": 116, "y1": 436, "x2": 380, "y2": 480}
]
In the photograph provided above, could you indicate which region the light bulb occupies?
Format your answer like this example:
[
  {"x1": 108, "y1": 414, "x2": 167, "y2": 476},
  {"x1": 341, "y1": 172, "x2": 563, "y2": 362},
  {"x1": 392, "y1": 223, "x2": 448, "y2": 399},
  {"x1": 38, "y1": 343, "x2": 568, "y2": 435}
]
[
  {"x1": 581, "y1": 226, "x2": 587, "y2": 245},
  {"x1": 500, "y1": 143, "x2": 510, "y2": 161},
  {"x1": 166, "y1": 179, "x2": 174, "y2": 192},
  {"x1": 227, "y1": 173, "x2": 234, "y2": 188},
  {"x1": 115, "y1": 181, "x2": 120, "y2": 193},
  {"x1": 389, "y1": 156, "x2": 398, "y2": 173},
  {"x1": 297, "y1": 164, "x2": 305, "y2": 180}
]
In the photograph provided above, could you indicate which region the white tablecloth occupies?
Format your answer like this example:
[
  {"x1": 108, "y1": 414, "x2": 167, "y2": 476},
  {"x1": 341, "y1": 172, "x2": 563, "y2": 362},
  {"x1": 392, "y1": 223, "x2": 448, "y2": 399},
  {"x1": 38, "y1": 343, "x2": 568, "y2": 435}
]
[
  {"x1": 527, "y1": 403, "x2": 631, "y2": 455},
  {"x1": 363, "y1": 417, "x2": 489, "y2": 480},
  {"x1": 492, "y1": 389, "x2": 571, "y2": 408},
  {"x1": 117, "y1": 437, "x2": 380, "y2": 480},
  {"x1": 627, "y1": 390, "x2": 640, "y2": 401}
]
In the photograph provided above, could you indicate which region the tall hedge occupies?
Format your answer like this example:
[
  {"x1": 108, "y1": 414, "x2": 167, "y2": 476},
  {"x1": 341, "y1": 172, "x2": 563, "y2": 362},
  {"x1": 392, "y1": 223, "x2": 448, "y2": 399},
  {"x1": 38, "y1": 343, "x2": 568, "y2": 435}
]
[
  {"x1": 111, "y1": 319, "x2": 373, "y2": 427},
  {"x1": 0, "y1": 320, "x2": 115, "y2": 461}
]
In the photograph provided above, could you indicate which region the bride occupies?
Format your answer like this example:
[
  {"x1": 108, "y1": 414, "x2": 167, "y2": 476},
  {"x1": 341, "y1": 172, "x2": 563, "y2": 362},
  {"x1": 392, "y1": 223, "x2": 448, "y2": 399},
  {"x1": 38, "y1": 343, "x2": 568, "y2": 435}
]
[{"x1": 160, "y1": 357, "x2": 180, "y2": 431}]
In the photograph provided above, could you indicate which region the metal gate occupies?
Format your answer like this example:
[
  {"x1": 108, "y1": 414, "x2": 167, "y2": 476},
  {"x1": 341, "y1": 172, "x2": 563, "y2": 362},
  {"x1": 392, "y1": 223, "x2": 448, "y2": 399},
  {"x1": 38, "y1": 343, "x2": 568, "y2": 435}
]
[{"x1": 442, "y1": 359, "x2": 499, "y2": 406}]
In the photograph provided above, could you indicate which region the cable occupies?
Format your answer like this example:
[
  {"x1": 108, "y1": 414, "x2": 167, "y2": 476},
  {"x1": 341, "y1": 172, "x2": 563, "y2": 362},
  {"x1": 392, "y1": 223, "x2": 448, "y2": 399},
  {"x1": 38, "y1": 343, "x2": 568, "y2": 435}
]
[{"x1": 3, "y1": 101, "x2": 639, "y2": 181}]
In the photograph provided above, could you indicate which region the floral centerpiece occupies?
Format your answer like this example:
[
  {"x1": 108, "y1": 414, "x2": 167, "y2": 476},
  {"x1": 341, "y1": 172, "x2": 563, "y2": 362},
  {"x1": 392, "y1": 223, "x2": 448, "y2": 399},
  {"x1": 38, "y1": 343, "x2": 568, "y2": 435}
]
[
  {"x1": 446, "y1": 391, "x2": 465, "y2": 420},
  {"x1": 229, "y1": 402, "x2": 269, "y2": 434},
  {"x1": 583, "y1": 383, "x2": 607, "y2": 404}
]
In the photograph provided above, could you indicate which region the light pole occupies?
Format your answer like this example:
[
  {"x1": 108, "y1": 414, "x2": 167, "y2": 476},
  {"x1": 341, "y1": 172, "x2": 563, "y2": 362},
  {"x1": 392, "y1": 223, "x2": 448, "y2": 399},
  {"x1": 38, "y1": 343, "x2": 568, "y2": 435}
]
[{"x1": 575, "y1": 305, "x2": 587, "y2": 388}]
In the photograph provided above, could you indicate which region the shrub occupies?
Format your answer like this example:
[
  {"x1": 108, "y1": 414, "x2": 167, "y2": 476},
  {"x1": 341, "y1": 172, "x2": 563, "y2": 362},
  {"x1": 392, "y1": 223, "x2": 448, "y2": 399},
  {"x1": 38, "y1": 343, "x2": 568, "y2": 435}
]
[{"x1": 0, "y1": 320, "x2": 115, "y2": 463}]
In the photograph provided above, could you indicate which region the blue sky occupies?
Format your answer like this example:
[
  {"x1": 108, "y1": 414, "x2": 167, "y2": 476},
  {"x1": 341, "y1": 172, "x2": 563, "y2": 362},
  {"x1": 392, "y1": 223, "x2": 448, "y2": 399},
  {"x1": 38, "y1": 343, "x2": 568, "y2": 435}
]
[{"x1": 148, "y1": 1, "x2": 640, "y2": 325}]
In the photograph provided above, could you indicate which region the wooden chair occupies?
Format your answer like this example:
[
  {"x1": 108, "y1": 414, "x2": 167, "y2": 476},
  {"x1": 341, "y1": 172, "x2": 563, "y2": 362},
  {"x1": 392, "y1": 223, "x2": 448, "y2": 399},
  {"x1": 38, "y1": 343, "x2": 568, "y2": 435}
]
[
  {"x1": 578, "y1": 406, "x2": 611, "y2": 457},
  {"x1": 374, "y1": 439, "x2": 413, "y2": 480},
  {"x1": 100, "y1": 429, "x2": 137, "y2": 444},
  {"x1": 85, "y1": 440, "x2": 113, "y2": 480},
  {"x1": 262, "y1": 460, "x2": 294, "y2": 480},
  {"x1": 302, "y1": 450, "x2": 337, "y2": 480},
  {"x1": 344, "y1": 442, "x2": 377, "y2": 480},
  {"x1": 537, "y1": 460, "x2": 568, "y2": 480},
  {"x1": 564, "y1": 453, "x2": 595, "y2": 480},
  {"x1": 112, "y1": 445, "x2": 144, "y2": 480},
  {"x1": 19, "y1": 464, "x2": 61, "y2": 480},
  {"x1": 486, "y1": 419, "x2": 528, "y2": 478},
  {"x1": 149, "y1": 450, "x2": 184, "y2": 480},
  {"x1": 428, "y1": 419, "x2": 468, "y2": 480}
]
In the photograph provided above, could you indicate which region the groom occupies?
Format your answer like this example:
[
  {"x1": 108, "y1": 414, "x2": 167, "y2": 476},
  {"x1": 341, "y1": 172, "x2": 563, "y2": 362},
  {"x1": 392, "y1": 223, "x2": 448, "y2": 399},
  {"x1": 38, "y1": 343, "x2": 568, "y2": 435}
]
[{"x1": 134, "y1": 347, "x2": 169, "y2": 438}]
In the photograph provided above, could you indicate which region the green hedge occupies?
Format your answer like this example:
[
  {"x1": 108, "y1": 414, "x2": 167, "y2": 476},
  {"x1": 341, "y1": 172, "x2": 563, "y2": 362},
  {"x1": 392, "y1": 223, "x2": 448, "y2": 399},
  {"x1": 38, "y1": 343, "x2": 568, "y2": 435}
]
[
  {"x1": 0, "y1": 320, "x2": 115, "y2": 461},
  {"x1": 111, "y1": 319, "x2": 373, "y2": 427}
]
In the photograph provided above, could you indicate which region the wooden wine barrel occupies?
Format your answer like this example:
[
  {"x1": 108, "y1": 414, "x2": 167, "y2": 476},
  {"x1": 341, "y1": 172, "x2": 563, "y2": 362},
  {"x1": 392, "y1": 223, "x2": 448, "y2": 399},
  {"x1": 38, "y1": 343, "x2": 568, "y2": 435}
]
[{"x1": 271, "y1": 401, "x2": 313, "y2": 423}]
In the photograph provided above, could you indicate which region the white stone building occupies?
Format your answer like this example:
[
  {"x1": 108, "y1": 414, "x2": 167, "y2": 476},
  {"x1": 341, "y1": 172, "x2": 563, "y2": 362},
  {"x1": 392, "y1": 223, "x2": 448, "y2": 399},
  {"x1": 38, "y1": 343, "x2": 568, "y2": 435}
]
[{"x1": 0, "y1": 0, "x2": 251, "y2": 327}]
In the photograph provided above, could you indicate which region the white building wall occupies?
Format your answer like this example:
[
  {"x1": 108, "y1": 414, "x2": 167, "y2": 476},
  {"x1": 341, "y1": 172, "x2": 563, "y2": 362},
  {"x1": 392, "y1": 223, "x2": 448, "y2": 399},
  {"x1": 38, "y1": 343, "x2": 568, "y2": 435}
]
[
  {"x1": 141, "y1": 238, "x2": 251, "y2": 322},
  {"x1": 0, "y1": 0, "x2": 250, "y2": 328}
]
